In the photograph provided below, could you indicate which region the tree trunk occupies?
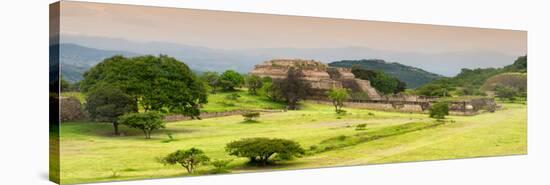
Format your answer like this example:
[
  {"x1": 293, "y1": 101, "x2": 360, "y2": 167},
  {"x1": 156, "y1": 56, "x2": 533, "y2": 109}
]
[{"x1": 113, "y1": 121, "x2": 119, "y2": 136}]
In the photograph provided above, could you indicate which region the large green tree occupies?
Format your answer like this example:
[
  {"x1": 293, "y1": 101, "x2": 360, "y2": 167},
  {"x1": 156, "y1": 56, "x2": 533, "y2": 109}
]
[
  {"x1": 274, "y1": 67, "x2": 311, "y2": 110},
  {"x1": 86, "y1": 87, "x2": 137, "y2": 135},
  {"x1": 81, "y1": 55, "x2": 207, "y2": 118},
  {"x1": 219, "y1": 70, "x2": 244, "y2": 91},
  {"x1": 201, "y1": 71, "x2": 220, "y2": 94}
]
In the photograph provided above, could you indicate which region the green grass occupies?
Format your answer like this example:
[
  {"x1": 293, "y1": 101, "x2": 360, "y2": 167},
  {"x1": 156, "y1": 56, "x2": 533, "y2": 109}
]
[
  {"x1": 58, "y1": 101, "x2": 526, "y2": 184},
  {"x1": 60, "y1": 92, "x2": 86, "y2": 103},
  {"x1": 200, "y1": 89, "x2": 286, "y2": 112}
]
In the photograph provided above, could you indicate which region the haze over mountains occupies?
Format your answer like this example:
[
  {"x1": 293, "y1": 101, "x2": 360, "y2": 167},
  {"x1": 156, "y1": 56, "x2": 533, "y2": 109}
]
[{"x1": 59, "y1": 35, "x2": 520, "y2": 85}]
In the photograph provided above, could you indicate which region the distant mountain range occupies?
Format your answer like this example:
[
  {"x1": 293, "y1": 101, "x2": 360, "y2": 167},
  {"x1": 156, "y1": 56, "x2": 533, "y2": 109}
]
[
  {"x1": 329, "y1": 59, "x2": 443, "y2": 88},
  {"x1": 57, "y1": 35, "x2": 521, "y2": 87},
  {"x1": 58, "y1": 43, "x2": 138, "y2": 82}
]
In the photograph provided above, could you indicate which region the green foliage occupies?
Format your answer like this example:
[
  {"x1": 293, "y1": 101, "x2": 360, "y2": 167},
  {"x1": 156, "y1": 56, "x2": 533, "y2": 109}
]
[
  {"x1": 481, "y1": 73, "x2": 526, "y2": 92},
  {"x1": 119, "y1": 111, "x2": 165, "y2": 139},
  {"x1": 258, "y1": 77, "x2": 283, "y2": 101},
  {"x1": 242, "y1": 112, "x2": 260, "y2": 122},
  {"x1": 329, "y1": 59, "x2": 442, "y2": 88},
  {"x1": 61, "y1": 77, "x2": 80, "y2": 92},
  {"x1": 429, "y1": 102, "x2": 449, "y2": 120},
  {"x1": 225, "y1": 93, "x2": 241, "y2": 101},
  {"x1": 210, "y1": 159, "x2": 233, "y2": 174},
  {"x1": 494, "y1": 85, "x2": 519, "y2": 101},
  {"x1": 80, "y1": 55, "x2": 207, "y2": 118},
  {"x1": 160, "y1": 148, "x2": 210, "y2": 174},
  {"x1": 416, "y1": 55, "x2": 527, "y2": 97},
  {"x1": 503, "y1": 55, "x2": 527, "y2": 72},
  {"x1": 201, "y1": 71, "x2": 220, "y2": 94},
  {"x1": 351, "y1": 66, "x2": 406, "y2": 94},
  {"x1": 246, "y1": 75, "x2": 263, "y2": 95},
  {"x1": 416, "y1": 79, "x2": 456, "y2": 97},
  {"x1": 225, "y1": 138, "x2": 305, "y2": 165},
  {"x1": 327, "y1": 88, "x2": 349, "y2": 113},
  {"x1": 355, "y1": 123, "x2": 367, "y2": 131},
  {"x1": 219, "y1": 70, "x2": 244, "y2": 91},
  {"x1": 86, "y1": 88, "x2": 137, "y2": 135},
  {"x1": 313, "y1": 121, "x2": 443, "y2": 153},
  {"x1": 273, "y1": 67, "x2": 311, "y2": 110}
]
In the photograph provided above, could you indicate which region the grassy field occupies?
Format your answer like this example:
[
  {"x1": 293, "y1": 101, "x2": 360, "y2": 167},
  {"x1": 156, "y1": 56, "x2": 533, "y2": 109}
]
[{"x1": 58, "y1": 99, "x2": 526, "y2": 184}]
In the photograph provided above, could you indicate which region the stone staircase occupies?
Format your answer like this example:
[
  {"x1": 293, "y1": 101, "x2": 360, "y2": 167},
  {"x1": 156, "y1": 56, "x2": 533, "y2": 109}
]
[{"x1": 355, "y1": 79, "x2": 382, "y2": 100}]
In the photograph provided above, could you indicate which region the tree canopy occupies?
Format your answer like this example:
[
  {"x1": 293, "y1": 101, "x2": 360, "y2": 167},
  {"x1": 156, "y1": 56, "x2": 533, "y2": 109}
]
[
  {"x1": 225, "y1": 137, "x2": 305, "y2": 165},
  {"x1": 160, "y1": 148, "x2": 210, "y2": 174},
  {"x1": 219, "y1": 70, "x2": 244, "y2": 91},
  {"x1": 351, "y1": 66, "x2": 406, "y2": 94},
  {"x1": 85, "y1": 87, "x2": 137, "y2": 135},
  {"x1": 119, "y1": 111, "x2": 165, "y2": 139},
  {"x1": 246, "y1": 75, "x2": 263, "y2": 95},
  {"x1": 273, "y1": 67, "x2": 311, "y2": 110},
  {"x1": 327, "y1": 88, "x2": 349, "y2": 113},
  {"x1": 80, "y1": 55, "x2": 207, "y2": 118}
]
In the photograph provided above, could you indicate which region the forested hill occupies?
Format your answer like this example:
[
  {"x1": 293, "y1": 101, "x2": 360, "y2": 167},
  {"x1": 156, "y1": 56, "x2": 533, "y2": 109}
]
[
  {"x1": 415, "y1": 55, "x2": 527, "y2": 97},
  {"x1": 328, "y1": 59, "x2": 443, "y2": 88}
]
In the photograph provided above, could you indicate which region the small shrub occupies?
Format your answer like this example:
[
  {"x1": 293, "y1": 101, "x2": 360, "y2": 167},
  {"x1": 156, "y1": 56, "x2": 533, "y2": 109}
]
[
  {"x1": 429, "y1": 102, "x2": 449, "y2": 120},
  {"x1": 218, "y1": 101, "x2": 236, "y2": 107},
  {"x1": 210, "y1": 159, "x2": 233, "y2": 174},
  {"x1": 368, "y1": 112, "x2": 375, "y2": 116},
  {"x1": 225, "y1": 93, "x2": 241, "y2": 100},
  {"x1": 355, "y1": 123, "x2": 367, "y2": 130},
  {"x1": 160, "y1": 148, "x2": 210, "y2": 174},
  {"x1": 336, "y1": 135, "x2": 347, "y2": 141},
  {"x1": 309, "y1": 145, "x2": 318, "y2": 151},
  {"x1": 242, "y1": 112, "x2": 260, "y2": 121},
  {"x1": 119, "y1": 111, "x2": 165, "y2": 139}
]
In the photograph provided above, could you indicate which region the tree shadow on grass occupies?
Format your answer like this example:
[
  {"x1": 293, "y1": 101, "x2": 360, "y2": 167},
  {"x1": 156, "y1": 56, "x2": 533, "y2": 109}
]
[
  {"x1": 240, "y1": 120, "x2": 261, "y2": 124},
  {"x1": 64, "y1": 121, "x2": 197, "y2": 138}
]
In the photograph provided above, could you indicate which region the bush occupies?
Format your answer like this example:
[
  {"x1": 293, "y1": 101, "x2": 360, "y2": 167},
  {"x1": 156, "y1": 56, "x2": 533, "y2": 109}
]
[
  {"x1": 119, "y1": 111, "x2": 165, "y2": 139},
  {"x1": 219, "y1": 70, "x2": 244, "y2": 91},
  {"x1": 327, "y1": 88, "x2": 349, "y2": 113},
  {"x1": 160, "y1": 148, "x2": 210, "y2": 174},
  {"x1": 210, "y1": 159, "x2": 233, "y2": 174},
  {"x1": 429, "y1": 102, "x2": 449, "y2": 120},
  {"x1": 355, "y1": 123, "x2": 367, "y2": 130},
  {"x1": 225, "y1": 138, "x2": 305, "y2": 165},
  {"x1": 242, "y1": 112, "x2": 260, "y2": 122},
  {"x1": 225, "y1": 93, "x2": 241, "y2": 100}
]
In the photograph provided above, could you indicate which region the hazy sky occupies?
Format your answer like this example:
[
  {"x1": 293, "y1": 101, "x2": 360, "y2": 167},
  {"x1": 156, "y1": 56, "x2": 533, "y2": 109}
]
[{"x1": 59, "y1": 1, "x2": 527, "y2": 55}]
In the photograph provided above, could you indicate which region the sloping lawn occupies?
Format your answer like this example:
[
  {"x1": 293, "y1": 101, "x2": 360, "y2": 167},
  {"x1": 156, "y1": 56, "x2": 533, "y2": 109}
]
[{"x1": 58, "y1": 102, "x2": 526, "y2": 184}]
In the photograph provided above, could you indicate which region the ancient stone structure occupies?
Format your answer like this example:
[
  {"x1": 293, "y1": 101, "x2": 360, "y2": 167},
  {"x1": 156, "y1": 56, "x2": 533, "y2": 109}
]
[{"x1": 249, "y1": 59, "x2": 381, "y2": 100}]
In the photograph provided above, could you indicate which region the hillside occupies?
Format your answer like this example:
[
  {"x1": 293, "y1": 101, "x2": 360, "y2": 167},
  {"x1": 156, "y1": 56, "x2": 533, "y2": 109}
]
[
  {"x1": 63, "y1": 35, "x2": 521, "y2": 77},
  {"x1": 416, "y1": 55, "x2": 527, "y2": 96},
  {"x1": 328, "y1": 59, "x2": 443, "y2": 88}
]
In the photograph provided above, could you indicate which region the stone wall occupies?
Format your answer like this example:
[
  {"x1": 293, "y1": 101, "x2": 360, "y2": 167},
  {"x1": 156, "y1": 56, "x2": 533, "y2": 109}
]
[
  {"x1": 164, "y1": 109, "x2": 284, "y2": 122},
  {"x1": 309, "y1": 97, "x2": 496, "y2": 115}
]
